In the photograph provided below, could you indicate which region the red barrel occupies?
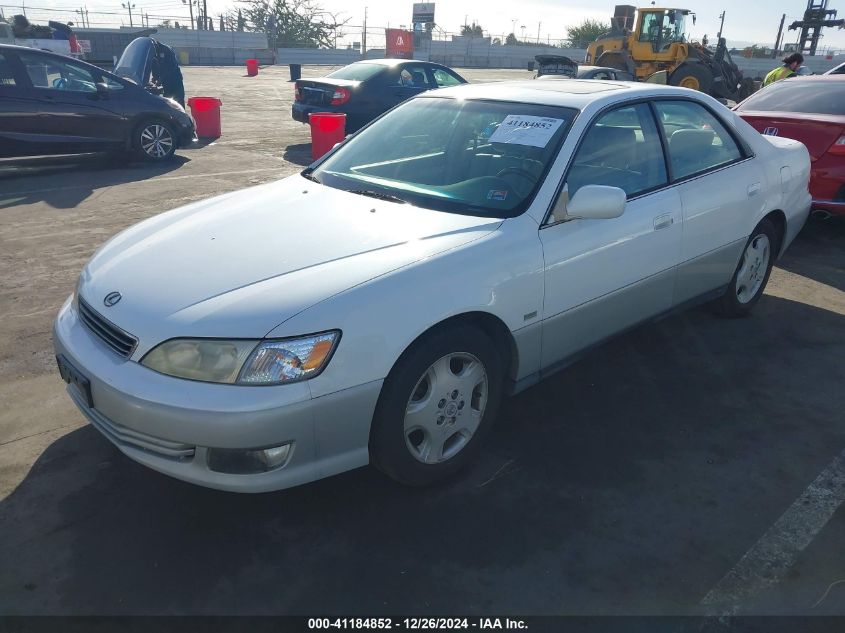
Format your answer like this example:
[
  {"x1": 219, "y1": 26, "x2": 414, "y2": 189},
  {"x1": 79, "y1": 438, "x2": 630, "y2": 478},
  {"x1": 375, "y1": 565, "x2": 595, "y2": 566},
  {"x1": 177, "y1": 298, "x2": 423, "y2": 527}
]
[
  {"x1": 186, "y1": 96, "x2": 222, "y2": 138},
  {"x1": 309, "y1": 113, "x2": 346, "y2": 160},
  {"x1": 246, "y1": 59, "x2": 259, "y2": 76}
]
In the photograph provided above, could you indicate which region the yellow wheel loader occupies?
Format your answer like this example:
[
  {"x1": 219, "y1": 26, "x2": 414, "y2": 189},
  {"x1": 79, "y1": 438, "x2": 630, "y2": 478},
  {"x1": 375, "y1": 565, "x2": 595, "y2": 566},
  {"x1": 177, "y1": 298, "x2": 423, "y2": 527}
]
[{"x1": 586, "y1": 5, "x2": 757, "y2": 101}]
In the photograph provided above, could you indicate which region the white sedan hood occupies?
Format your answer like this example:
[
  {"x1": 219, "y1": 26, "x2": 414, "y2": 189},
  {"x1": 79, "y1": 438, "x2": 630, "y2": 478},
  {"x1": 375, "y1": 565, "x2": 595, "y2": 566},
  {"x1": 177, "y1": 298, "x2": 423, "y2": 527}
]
[{"x1": 79, "y1": 176, "x2": 501, "y2": 350}]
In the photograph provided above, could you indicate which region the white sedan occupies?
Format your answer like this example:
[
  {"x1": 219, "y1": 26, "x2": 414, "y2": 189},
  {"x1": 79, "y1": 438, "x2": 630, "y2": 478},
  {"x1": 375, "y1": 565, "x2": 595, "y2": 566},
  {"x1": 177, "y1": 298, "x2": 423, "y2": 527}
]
[{"x1": 54, "y1": 80, "x2": 811, "y2": 492}]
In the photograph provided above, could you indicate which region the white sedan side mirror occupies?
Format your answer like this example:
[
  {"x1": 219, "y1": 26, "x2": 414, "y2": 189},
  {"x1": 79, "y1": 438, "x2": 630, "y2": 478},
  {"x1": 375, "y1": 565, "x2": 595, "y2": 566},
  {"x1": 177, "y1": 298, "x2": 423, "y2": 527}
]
[{"x1": 567, "y1": 185, "x2": 627, "y2": 219}]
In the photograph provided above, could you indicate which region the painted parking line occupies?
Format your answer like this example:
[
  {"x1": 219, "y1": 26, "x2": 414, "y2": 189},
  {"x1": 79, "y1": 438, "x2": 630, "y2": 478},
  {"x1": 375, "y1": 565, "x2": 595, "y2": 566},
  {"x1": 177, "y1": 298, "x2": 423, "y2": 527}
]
[
  {"x1": 0, "y1": 167, "x2": 283, "y2": 197},
  {"x1": 701, "y1": 447, "x2": 845, "y2": 614}
]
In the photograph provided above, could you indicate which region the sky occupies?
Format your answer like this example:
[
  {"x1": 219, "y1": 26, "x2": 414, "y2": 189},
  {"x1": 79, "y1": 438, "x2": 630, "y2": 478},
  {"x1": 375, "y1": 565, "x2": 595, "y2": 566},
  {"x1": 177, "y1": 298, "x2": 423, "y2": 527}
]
[{"x1": 9, "y1": 0, "x2": 845, "y2": 52}]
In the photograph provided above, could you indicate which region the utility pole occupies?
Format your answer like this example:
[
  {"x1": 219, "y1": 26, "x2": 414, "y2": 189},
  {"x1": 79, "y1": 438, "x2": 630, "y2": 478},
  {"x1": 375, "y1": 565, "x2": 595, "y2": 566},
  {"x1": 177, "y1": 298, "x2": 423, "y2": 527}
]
[
  {"x1": 202, "y1": 0, "x2": 207, "y2": 30},
  {"x1": 717, "y1": 11, "x2": 726, "y2": 40},
  {"x1": 182, "y1": 0, "x2": 194, "y2": 30},
  {"x1": 122, "y1": 2, "x2": 135, "y2": 27},
  {"x1": 536, "y1": 21, "x2": 541, "y2": 43},
  {"x1": 362, "y1": 6, "x2": 367, "y2": 59},
  {"x1": 773, "y1": 13, "x2": 785, "y2": 57}
]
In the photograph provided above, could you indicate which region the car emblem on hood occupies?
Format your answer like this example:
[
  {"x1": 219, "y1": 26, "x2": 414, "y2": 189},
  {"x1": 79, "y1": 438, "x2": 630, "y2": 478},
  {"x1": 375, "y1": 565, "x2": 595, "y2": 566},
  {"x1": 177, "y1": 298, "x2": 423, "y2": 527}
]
[
  {"x1": 763, "y1": 127, "x2": 779, "y2": 136},
  {"x1": 103, "y1": 291, "x2": 122, "y2": 307}
]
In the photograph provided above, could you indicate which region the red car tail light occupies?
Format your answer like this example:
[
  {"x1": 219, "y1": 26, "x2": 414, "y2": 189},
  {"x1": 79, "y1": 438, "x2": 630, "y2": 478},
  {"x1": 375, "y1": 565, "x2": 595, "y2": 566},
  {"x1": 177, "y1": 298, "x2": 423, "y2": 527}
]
[
  {"x1": 294, "y1": 83, "x2": 302, "y2": 102},
  {"x1": 827, "y1": 135, "x2": 845, "y2": 156},
  {"x1": 330, "y1": 87, "x2": 351, "y2": 106}
]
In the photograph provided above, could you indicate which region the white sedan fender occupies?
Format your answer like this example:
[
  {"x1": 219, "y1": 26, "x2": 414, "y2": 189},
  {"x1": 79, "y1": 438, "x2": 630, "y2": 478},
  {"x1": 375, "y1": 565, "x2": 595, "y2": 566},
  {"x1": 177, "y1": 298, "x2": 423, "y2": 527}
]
[
  {"x1": 267, "y1": 212, "x2": 546, "y2": 401},
  {"x1": 725, "y1": 108, "x2": 811, "y2": 256}
]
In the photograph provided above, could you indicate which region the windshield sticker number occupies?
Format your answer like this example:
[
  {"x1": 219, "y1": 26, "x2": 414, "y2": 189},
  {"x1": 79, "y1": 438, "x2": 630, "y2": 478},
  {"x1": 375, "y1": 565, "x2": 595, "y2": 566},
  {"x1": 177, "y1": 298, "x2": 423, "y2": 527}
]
[{"x1": 488, "y1": 115, "x2": 564, "y2": 148}]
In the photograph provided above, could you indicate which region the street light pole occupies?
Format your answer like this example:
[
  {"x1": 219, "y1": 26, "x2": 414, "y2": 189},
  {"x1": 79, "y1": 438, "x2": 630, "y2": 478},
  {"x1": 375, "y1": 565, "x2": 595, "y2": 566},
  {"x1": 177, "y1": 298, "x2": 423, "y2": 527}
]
[
  {"x1": 121, "y1": 2, "x2": 135, "y2": 27},
  {"x1": 182, "y1": 0, "x2": 194, "y2": 30}
]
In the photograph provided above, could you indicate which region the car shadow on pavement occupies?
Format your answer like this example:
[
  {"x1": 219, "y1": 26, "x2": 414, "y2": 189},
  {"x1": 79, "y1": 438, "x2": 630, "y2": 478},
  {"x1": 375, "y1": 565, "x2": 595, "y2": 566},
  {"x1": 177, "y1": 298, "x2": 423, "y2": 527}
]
[
  {"x1": 1, "y1": 295, "x2": 844, "y2": 616},
  {"x1": 282, "y1": 143, "x2": 313, "y2": 167},
  {"x1": 776, "y1": 216, "x2": 845, "y2": 292},
  {"x1": 0, "y1": 154, "x2": 190, "y2": 211}
]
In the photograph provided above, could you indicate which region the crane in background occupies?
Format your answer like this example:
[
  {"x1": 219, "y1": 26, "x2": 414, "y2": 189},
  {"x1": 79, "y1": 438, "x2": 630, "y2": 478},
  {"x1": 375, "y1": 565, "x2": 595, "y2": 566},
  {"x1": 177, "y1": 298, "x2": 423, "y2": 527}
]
[{"x1": 788, "y1": 0, "x2": 844, "y2": 56}]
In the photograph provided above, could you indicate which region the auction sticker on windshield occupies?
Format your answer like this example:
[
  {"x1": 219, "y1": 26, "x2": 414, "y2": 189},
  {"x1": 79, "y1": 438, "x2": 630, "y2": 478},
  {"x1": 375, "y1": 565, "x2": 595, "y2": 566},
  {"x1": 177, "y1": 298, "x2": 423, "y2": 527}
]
[{"x1": 488, "y1": 115, "x2": 564, "y2": 147}]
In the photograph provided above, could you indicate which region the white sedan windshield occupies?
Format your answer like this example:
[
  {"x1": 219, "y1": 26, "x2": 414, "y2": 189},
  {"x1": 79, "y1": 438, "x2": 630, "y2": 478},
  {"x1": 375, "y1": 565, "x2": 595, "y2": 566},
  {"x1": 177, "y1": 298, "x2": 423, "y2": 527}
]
[{"x1": 311, "y1": 97, "x2": 578, "y2": 217}]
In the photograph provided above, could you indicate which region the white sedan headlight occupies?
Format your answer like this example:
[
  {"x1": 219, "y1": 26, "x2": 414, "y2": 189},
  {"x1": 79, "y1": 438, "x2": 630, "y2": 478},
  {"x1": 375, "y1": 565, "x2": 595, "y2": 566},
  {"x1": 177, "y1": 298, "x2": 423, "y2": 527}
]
[
  {"x1": 141, "y1": 332, "x2": 340, "y2": 385},
  {"x1": 239, "y1": 332, "x2": 340, "y2": 384}
]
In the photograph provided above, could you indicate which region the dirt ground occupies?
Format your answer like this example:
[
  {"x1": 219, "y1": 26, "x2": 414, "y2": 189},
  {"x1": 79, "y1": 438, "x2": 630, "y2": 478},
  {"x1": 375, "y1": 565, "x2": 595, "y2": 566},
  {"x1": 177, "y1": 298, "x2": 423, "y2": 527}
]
[{"x1": 0, "y1": 66, "x2": 844, "y2": 617}]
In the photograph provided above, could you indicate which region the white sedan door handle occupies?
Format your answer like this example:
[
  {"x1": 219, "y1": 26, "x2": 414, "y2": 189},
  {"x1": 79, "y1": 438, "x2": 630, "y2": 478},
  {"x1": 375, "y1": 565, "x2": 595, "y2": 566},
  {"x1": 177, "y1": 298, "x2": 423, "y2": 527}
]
[
  {"x1": 653, "y1": 213, "x2": 674, "y2": 231},
  {"x1": 747, "y1": 183, "x2": 761, "y2": 197}
]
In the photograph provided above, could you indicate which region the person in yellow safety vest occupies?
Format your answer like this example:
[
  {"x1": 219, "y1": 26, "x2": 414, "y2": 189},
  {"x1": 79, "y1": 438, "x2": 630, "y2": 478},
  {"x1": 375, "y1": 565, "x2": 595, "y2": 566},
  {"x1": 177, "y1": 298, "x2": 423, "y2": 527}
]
[{"x1": 764, "y1": 53, "x2": 805, "y2": 87}]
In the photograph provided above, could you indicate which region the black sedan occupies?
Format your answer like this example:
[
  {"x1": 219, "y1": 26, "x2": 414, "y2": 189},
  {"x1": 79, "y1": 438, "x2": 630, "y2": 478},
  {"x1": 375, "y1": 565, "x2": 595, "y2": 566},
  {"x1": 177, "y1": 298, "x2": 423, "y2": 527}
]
[
  {"x1": 0, "y1": 43, "x2": 195, "y2": 162},
  {"x1": 292, "y1": 59, "x2": 467, "y2": 133}
]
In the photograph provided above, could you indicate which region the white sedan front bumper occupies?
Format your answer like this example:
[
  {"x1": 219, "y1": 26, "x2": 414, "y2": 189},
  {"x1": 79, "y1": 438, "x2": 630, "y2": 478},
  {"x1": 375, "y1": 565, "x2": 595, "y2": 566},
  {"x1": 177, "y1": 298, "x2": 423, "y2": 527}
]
[{"x1": 52, "y1": 297, "x2": 381, "y2": 493}]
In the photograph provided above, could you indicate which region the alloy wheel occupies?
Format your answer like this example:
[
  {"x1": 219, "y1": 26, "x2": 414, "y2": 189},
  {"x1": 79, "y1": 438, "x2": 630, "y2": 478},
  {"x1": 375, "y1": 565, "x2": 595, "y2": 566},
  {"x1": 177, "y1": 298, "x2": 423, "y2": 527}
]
[{"x1": 140, "y1": 124, "x2": 174, "y2": 159}]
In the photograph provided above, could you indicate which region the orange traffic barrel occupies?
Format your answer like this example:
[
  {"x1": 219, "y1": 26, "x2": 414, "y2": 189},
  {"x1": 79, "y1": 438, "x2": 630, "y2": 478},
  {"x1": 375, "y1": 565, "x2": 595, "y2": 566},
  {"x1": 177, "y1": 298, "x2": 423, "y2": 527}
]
[
  {"x1": 246, "y1": 59, "x2": 259, "y2": 76},
  {"x1": 309, "y1": 112, "x2": 346, "y2": 160},
  {"x1": 186, "y1": 96, "x2": 222, "y2": 138}
]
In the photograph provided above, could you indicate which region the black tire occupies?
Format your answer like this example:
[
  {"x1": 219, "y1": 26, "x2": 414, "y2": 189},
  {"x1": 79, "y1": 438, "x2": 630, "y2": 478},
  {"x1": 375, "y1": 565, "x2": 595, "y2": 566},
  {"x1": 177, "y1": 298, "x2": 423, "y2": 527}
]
[
  {"x1": 133, "y1": 120, "x2": 177, "y2": 162},
  {"x1": 714, "y1": 218, "x2": 779, "y2": 318},
  {"x1": 369, "y1": 326, "x2": 504, "y2": 487},
  {"x1": 669, "y1": 63, "x2": 713, "y2": 94}
]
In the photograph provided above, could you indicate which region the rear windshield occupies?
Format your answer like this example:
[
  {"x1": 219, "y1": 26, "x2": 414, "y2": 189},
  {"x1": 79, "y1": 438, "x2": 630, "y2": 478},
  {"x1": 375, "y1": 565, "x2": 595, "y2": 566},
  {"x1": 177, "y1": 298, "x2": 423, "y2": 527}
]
[
  {"x1": 326, "y1": 63, "x2": 384, "y2": 81},
  {"x1": 310, "y1": 97, "x2": 578, "y2": 218},
  {"x1": 737, "y1": 79, "x2": 845, "y2": 115}
]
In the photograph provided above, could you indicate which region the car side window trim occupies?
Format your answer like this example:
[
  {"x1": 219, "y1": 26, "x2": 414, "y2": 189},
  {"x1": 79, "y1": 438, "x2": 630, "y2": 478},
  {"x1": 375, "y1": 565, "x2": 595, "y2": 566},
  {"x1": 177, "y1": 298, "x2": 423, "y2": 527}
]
[{"x1": 649, "y1": 101, "x2": 675, "y2": 183}]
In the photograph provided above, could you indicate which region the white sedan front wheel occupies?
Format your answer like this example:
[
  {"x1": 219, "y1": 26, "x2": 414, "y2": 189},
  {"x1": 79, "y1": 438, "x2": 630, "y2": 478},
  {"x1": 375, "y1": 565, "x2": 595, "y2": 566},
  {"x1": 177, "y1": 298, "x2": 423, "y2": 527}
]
[
  {"x1": 403, "y1": 351, "x2": 489, "y2": 465},
  {"x1": 370, "y1": 326, "x2": 503, "y2": 486}
]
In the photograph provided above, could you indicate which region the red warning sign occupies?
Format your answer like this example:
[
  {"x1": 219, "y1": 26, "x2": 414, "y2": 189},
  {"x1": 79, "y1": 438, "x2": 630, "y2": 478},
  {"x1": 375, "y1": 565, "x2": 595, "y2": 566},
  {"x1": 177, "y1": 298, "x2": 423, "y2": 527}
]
[{"x1": 386, "y1": 28, "x2": 414, "y2": 59}]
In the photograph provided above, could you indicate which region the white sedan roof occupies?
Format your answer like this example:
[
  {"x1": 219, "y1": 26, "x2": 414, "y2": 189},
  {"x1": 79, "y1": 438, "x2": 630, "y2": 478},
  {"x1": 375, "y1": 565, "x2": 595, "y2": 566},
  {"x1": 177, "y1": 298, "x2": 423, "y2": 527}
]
[{"x1": 424, "y1": 80, "x2": 709, "y2": 111}]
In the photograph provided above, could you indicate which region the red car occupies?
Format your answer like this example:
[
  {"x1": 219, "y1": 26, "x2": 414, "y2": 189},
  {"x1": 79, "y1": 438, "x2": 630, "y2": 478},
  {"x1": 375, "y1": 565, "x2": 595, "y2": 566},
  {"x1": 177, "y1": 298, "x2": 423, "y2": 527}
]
[{"x1": 735, "y1": 75, "x2": 845, "y2": 217}]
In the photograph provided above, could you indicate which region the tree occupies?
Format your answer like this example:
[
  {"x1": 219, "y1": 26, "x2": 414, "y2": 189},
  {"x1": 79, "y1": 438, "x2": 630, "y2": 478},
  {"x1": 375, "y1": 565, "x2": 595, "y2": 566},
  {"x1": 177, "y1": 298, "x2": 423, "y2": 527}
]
[
  {"x1": 565, "y1": 18, "x2": 610, "y2": 48},
  {"x1": 505, "y1": 32, "x2": 518, "y2": 46},
  {"x1": 237, "y1": 0, "x2": 349, "y2": 49},
  {"x1": 460, "y1": 21, "x2": 483, "y2": 37}
]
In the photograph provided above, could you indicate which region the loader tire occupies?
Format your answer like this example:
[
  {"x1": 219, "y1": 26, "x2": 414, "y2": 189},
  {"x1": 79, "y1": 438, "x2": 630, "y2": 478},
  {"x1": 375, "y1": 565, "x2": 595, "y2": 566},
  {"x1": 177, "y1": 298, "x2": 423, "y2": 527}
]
[{"x1": 669, "y1": 64, "x2": 713, "y2": 94}]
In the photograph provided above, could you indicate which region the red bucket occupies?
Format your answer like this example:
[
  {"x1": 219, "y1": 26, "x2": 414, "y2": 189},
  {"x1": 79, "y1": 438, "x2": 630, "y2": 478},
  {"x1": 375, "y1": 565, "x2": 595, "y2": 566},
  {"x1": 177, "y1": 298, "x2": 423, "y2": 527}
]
[
  {"x1": 186, "y1": 96, "x2": 222, "y2": 138},
  {"x1": 246, "y1": 59, "x2": 259, "y2": 76},
  {"x1": 309, "y1": 112, "x2": 346, "y2": 160}
]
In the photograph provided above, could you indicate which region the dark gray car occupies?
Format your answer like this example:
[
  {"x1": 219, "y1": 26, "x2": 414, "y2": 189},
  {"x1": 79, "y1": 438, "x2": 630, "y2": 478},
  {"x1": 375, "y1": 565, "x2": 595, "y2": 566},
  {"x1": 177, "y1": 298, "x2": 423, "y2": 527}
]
[{"x1": 0, "y1": 43, "x2": 195, "y2": 161}]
